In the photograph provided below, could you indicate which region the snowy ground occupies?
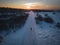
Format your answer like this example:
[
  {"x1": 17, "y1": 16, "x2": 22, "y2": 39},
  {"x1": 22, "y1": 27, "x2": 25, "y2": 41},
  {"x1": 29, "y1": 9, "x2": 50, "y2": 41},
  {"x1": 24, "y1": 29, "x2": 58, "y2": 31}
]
[{"x1": 0, "y1": 11, "x2": 60, "y2": 45}]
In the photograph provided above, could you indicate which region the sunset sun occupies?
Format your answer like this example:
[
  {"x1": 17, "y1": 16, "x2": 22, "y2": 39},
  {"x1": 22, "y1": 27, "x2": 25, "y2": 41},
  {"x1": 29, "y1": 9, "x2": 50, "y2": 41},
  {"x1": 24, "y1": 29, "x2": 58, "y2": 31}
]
[{"x1": 24, "y1": 3, "x2": 36, "y2": 9}]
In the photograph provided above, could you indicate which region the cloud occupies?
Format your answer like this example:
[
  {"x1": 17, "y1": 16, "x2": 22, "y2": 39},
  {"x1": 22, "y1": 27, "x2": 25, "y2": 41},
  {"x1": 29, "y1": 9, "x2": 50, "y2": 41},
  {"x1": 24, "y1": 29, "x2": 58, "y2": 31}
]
[
  {"x1": 0, "y1": 0, "x2": 60, "y2": 5},
  {"x1": 0, "y1": 0, "x2": 60, "y2": 9},
  {"x1": 42, "y1": 0, "x2": 60, "y2": 5}
]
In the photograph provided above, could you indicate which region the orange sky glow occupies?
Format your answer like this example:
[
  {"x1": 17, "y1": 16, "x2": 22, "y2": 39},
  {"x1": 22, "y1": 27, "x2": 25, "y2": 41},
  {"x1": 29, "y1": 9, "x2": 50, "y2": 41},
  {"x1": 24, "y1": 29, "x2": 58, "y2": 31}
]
[{"x1": 0, "y1": 3, "x2": 60, "y2": 10}]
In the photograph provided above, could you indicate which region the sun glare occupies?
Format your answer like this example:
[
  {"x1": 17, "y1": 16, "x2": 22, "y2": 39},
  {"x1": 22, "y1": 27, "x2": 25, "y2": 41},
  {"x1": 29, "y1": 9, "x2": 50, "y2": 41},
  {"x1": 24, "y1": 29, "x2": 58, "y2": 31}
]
[
  {"x1": 24, "y1": 3, "x2": 36, "y2": 9},
  {"x1": 24, "y1": 3, "x2": 32, "y2": 9}
]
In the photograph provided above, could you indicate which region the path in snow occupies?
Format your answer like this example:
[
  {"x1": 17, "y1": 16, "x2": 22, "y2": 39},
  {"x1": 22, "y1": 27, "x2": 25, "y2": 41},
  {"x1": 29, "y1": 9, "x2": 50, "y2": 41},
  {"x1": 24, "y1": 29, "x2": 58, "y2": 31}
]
[{"x1": 22, "y1": 11, "x2": 38, "y2": 45}]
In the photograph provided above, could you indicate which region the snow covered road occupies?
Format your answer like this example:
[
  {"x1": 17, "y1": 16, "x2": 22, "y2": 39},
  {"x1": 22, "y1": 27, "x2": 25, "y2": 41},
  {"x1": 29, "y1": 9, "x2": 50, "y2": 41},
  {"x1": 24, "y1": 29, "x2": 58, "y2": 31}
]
[{"x1": 22, "y1": 11, "x2": 37, "y2": 45}]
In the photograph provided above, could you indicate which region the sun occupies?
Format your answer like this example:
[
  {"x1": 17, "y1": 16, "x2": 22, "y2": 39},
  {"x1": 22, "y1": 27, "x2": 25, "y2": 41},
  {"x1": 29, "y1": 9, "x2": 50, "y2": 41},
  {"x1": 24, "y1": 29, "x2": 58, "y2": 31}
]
[
  {"x1": 24, "y1": 3, "x2": 32, "y2": 9},
  {"x1": 24, "y1": 3, "x2": 36, "y2": 9}
]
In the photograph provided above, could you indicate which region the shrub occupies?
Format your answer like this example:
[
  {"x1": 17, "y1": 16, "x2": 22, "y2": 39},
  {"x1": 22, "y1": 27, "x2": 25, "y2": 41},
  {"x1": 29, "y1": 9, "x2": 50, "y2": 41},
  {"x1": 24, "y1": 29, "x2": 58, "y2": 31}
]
[
  {"x1": 56, "y1": 22, "x2": 60, "y2": 29},
  {"x1": 0, "y1": 36, "x2": 3, "y2": 43},
  {"x1": 44, "y1": 16, "x2": 54, "y2": 24},
  {"x1": 35, "y1": 15, "x2": 43, "y2": 21}
]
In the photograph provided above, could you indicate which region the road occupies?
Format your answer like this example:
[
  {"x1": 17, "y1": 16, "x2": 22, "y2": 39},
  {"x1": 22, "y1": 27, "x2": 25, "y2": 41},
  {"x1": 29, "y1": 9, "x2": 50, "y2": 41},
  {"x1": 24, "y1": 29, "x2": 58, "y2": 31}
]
[{"x1": 22, "y1": 11, "x2": 38, "y2": 45}]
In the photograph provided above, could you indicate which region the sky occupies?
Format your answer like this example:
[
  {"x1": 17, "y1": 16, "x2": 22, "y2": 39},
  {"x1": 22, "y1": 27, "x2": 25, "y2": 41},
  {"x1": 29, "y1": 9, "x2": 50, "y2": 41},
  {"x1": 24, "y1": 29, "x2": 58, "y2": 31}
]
[{"x1": 0, "y1": 0, "x2": 60, "y2": 9}]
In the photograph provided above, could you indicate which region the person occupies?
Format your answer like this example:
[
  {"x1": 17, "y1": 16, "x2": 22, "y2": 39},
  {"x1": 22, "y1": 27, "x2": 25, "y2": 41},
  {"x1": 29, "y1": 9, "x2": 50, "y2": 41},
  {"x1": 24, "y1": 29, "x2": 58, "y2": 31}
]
[{"x1": 30, "y1": 27, "x2": 32, "y2": 31}]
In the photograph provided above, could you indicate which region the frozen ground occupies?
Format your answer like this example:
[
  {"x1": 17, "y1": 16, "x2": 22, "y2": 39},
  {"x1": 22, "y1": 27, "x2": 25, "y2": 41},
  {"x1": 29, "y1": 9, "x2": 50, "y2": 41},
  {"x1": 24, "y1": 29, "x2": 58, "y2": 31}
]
[{"x1": 0, "y1": 11, "x2": 60, "y2": 45}]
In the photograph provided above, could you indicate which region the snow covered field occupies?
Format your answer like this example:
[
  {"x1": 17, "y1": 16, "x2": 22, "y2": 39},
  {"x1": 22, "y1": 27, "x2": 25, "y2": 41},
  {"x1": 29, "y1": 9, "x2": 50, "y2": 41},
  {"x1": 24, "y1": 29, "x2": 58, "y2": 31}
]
[{"x1": 0, "y1": 11, "x2": 60, "y2": 45}]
